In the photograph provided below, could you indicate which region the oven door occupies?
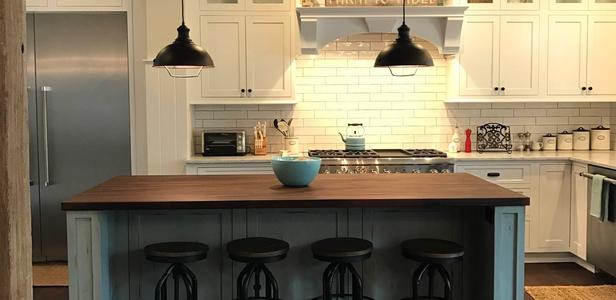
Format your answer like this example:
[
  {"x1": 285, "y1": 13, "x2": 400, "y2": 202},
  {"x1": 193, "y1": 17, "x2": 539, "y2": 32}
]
[{"x1": 587, "y1": 165, "x2": 616, "y2": 277}]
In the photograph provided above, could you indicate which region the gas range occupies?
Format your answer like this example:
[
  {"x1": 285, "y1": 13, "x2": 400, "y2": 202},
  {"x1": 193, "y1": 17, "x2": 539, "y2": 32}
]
[{"x1": 308, "y1": 149, "x2": 454, "y2": 174}]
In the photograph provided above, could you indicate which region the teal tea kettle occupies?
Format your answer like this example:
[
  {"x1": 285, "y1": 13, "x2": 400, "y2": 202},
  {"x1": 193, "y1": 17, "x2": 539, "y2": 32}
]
[{"x1": 339, "y1": 123, "x2": 366, "y2": 151}]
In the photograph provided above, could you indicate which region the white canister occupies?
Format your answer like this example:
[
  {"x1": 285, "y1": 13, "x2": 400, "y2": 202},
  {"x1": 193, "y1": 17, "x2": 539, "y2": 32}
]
[
  {"x1": 284, "y1": 137, "x2": 300, "y2": 154},
  {"x1": 573, "y1": 127, "x2": 590, "y2": 150},
  {"x1": 542, "y1": 133, "x2": 557, "y2": 151},
  {"x1": 557, "y1": 131, "x2": 573, "y2": 151},
  {"x1": 591, "y1": 125, "x2": 611, "y2": 150}
]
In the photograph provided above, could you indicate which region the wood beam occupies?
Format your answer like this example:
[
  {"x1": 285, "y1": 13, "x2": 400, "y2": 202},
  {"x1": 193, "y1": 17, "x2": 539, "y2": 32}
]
[{"x1": 0, "y1": 0, "x2": 33, "y2": 298}]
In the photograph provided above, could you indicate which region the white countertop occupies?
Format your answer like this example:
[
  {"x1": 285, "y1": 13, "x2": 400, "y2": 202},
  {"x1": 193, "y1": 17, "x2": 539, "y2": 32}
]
[{"x1": 187, "y1": 151, "x2": 616, "y2": 170}]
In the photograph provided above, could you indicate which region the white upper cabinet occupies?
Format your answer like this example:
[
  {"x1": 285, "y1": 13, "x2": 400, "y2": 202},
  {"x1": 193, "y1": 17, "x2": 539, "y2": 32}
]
[
  {"x1": 587, "y1": 16, "x2": 616, "y2": 95},
  {"x1": 499, "y1": 16, "x2": 540, "y2": 96},
  {"x1": 245, "y1": 16, "x2": 292, "y2": 98},
  {"x1": 550, "y1": 0, "x2": 616, "y2": 11},
  {"x1": 459, "y1": 16, "x2": 500, "y2": 96},
  {"x1": 458, "y1": 15, "x2": 539, "y2": 97},
  {"x1": 467, "y1": 0, "x2": 539, "y2": 11},
  {"x1": 195, "y1": 15, "x2": 293, "y2": 103},
  {"x1": 547, "y1": 16, "x2": 588, "y2": 96},
  {"x1": 200, "y1": 16, "x2": 246, "y2": 98},
  {"x1": 200, "y1": 0, "x2": 290, "y2": 11}
]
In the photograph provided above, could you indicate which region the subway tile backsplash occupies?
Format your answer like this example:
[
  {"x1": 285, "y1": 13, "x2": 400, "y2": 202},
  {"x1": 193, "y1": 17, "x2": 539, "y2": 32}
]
[{"x1": 192, "y1": 33, "x2": 615, "y2": 154}]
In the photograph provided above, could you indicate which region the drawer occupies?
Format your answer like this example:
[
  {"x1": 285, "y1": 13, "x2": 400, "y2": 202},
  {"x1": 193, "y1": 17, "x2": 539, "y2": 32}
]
[
  {"x1": 456, "y1": 164, "x2": 531, "y2": 185},
  {"x1": 196, "y1": 164, "x2": 273, "y2": 175}
]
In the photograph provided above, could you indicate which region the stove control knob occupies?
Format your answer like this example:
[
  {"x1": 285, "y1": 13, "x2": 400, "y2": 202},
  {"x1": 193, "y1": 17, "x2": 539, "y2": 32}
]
[
  {"x1": 383, "y1": 169, "x2": 391, "y2": 174},
  {"x1": 371, "y1": 169, "x2": 379, "y2": 174},
  {"x1": 336, "y1": 170, "x2": 343, "y2": 174},
  {"x1": 430, "y1": 169, "x2": 439, "y2": 174},
  {"x1": 441, "y1": 169, "x2": 451, "y2": 173},
  {"x1": 411, "y1": 169, "x2": 421, "y2": 174},
  {"x1": 322, "y1": 169, "x2": 330, "y2": 174}
]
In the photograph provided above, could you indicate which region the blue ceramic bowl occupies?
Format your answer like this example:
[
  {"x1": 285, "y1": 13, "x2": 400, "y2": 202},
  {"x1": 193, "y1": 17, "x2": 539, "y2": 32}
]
[{"x1": 271, "y1": 156, "x2": 322, "y2": 187}]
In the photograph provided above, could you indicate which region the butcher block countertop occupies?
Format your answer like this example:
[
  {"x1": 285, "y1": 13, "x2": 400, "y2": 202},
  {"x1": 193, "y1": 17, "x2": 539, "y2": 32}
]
[{"x1": 62, "y1": 173, "x2": 529, "y2": 210}]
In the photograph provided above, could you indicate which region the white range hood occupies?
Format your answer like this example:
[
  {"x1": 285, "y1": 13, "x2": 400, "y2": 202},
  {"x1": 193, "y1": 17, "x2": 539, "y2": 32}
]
[{"x1": 296, "y1": 6, "x2": 468, "y2": 55}]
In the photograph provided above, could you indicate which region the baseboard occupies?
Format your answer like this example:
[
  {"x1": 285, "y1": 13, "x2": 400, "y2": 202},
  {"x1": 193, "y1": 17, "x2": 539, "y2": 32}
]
[{"x1": 525, "y1": 252, "x2": 597, "y2": 273}]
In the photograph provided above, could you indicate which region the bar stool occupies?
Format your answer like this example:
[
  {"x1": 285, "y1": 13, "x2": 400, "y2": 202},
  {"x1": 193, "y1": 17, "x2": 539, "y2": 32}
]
[
  {"x1": 311, "y1": 237, "x2": 374, "y2": 300},
  {"x1": 228, "y1": 237, "x2": 290, "y2": 300},
  {"x1": 400, "y1": 239, "x2": 464, "y2": 300},
  {"x1": 144, "y1": 241, "x2": 209, "y2": 300}
]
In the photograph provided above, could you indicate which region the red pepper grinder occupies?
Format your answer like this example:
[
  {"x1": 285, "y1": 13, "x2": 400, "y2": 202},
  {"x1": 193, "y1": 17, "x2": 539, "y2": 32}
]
[{"x1": 464, "y1": 128, "x2": 472, "y2": 153}]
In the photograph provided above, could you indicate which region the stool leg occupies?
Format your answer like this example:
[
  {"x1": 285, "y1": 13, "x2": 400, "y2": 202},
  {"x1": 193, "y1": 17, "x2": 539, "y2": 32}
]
[
  {"x1": 347, "y1": 263, "x2": 363, "y2": 300},
  {"x1": 262, "y1": 264, "x2": 280, "y2": 300},
  {"x1": 427, "y1": 265, "x2": 435, "y2": 299},
  {"x1": 338, "y1": 263, "x2": 346, "y2": 296},
  {"x1": 155, "y1": 264, "x2": 176, "y2": 300},
  {"x1": 436, "y1": 265, "x2": 452, "y2": 300},
  {"x1": 236, "y1": 263, "x2": 251, "y2": 300},
  {"x1": 412, "y1": 263, "x2": 429, "y2": 300},
  {"x1": 173, "y1": 268, "x2": 181, "y2": 300},
  {"x1": 322, "y1": 263, "x2": 339, "y2": 300},
  {"x1": 177, "y1": 268, "x2": 193, "y2": 300},
  {"x1": 239, "y1": 264, "x2": 258, "y2": 300},
  {"x1": 177, "y1": 264, "x2": 199, "y2": 300},
  {"x1": 253, "y1": 264, "x2": 262, "y2": 298}
]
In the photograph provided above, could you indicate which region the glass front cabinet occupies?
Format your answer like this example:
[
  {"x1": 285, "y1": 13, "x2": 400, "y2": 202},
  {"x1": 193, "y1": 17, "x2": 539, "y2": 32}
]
[
  {"x1": 550, "y1": 0, "x2": 616, "y2": 10},
  {"x1": 467, "y1": 0, "x2": 539, "y2": 10}
]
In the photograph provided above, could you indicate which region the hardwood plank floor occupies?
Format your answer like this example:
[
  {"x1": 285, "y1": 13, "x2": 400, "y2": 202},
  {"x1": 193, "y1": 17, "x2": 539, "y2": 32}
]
[{"x1": 33, "y1": 263, "x2": 616, "y2": 300}]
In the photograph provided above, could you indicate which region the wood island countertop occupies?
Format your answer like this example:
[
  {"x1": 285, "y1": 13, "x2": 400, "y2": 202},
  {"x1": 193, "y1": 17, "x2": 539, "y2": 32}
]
[{"x1": 62, "y1": 173, "x2": 529, "y2": 210}]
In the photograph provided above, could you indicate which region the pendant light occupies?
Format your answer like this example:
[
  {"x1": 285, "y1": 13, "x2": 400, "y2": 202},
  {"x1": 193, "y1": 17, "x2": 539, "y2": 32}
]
[
  {"x1": 374, "y1": 0, "x2": 433, "y2": 77},
  {"x1": 153, "y1": 0, "x2": 214, "y2": 78}
]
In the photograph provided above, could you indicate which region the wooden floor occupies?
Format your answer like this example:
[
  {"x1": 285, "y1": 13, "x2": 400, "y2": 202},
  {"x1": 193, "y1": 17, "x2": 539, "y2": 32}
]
[{"x1": 33, "y1": 263, "x2": 615, "y2": 300}]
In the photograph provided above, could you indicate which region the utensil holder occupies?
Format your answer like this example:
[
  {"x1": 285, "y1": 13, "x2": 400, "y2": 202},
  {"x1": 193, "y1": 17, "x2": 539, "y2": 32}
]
[
  {"x1": 284, "y1": 137, "x2": 300, "y2": 154},
  {"x1": 254, "y1": 137, "x2": 267, "y2": 155}
]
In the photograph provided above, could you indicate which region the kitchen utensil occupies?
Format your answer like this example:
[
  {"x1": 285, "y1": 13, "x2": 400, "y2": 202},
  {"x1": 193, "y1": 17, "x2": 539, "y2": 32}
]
[
  {"x1": 339, "y1": 123, "x2": 366, "y2": 151},
  {"x1": 573, "y1": 127, "x2": 590, "y2": 150},
  {"x1": 476, "y1": 123, "x2": 512, "y2": 153},
  {"x1": 274, "y1": 118, "x2": 292, "y2": 137},
  {"x1": 531, "y1": 141, "x2": 543, "y2": 151},
  {"x1": 271, "y1": 156, "x2": 321, "y2": 187},
  {"x1": 542, "y1": 133, "x2": 557, "y2": 151},
  {"x1": 591, "y1": 125, "x2": 611, "y2": 150},
  {"x1": 557, "y1": 131, "x2": 573, "y2": 151}
]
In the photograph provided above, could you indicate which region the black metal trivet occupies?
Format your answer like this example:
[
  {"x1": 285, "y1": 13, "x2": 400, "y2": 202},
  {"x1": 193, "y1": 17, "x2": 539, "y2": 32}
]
[{"x1": 476, "y1": 123, "x2": 512, "y2": 153}]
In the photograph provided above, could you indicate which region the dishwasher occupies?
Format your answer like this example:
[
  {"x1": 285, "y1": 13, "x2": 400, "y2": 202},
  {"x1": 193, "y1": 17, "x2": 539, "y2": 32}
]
[{"x1": 584, "y1": 165, "x2": 616, "y2": 277}]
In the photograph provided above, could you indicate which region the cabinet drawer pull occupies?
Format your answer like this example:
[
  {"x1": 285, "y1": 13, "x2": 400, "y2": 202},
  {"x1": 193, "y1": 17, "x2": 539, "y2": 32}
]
[{"x1": 487, "y1": 172, "x2": 501, "y2": 177}]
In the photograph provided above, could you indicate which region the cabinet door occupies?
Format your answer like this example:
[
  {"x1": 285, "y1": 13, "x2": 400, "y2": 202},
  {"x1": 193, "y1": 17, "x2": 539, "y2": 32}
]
[
  {"x1": 501, "y1": 0, "x2": 540, "y2": 10},
  {"x1": 26, "y1": 0, "x2": 48, "y2": 7},
  {"x1": 499, "y1": 16, "x2": 540, "y2": 96},
  {"x1": 466, "y1": 0, "x2": 500, "y2": 10},
  {"x1": 587, "y1": 16, "x2": 616, "y2": 95},
  {"x1": 245, "y1": 16, "x2": 292, "y2": 98},
  {"x1": 589, "y1": 0, "x2": 616, "y2": 10},
  {"x1": 547, "y1": 16, "x2": 588, "y2": 96},
  {"x1": 549, "y1": 0, "x2": 588, "y2": 10},
  {"x1": 571, "y1": 163, "x2": 588, "y2": 260},
  {"x1": 200, "y1": 16, "x2": 246, "y2": 98},
  {"x1": 245, "y1": 0, "x2": 290, "y2": 11},
  {"x1": 508, "y1": 187, "x2": 533, "y2": 251},
  {"x1": 538, "y1": 164, "x2": 571, "y2": 251},
  {"x1": 458, "y1": 16, "x2": 499, "y2": 96}
]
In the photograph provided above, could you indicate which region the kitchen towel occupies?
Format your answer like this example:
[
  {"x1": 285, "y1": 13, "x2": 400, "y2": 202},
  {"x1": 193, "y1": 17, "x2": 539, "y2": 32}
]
[{"x1": 590, "y1": 174, "x2": 609, "y2": 222}]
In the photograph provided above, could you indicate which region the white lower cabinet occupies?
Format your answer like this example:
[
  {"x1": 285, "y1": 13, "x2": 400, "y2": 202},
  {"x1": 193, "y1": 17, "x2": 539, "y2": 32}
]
[
  {"x1": 570, "y1": 163, "x2": 588, "y2": 260},
  {"x1": 186, "y1": 162, "x2": 273, "y2": 175},
  {"x1": 457, "y1": 161, "x2": 574, "y2": 253}
]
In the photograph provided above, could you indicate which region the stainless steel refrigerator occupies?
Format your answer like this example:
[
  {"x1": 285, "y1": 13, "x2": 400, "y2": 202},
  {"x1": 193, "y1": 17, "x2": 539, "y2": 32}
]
[{"x1": 27, "y1": 13, "x2": 131, "y2": 262}]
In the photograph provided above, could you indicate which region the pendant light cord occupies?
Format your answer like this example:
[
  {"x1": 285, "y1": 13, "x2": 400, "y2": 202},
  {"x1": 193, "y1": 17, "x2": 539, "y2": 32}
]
[
  {"x1": 181, "y1": 0, "x2": 185, "y2": 25},
  {"x1": 402, "y1": 0, "x2": 406, "y2": 25}
]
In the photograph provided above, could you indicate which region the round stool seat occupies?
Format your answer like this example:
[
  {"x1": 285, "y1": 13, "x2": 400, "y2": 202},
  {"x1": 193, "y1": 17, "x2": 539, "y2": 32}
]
[
  {"x1": 312, "y1": 237, "x2": 373, "y2": 263},
  {"x1": 144, "y1": 242, "x2": 209, "y2": 264},
  {"x1": 228, "y1": 237, "x2": 290, "y2": 263},
  {"x1": 401, "y1": 238, "x2": 464, "y2": 264}
]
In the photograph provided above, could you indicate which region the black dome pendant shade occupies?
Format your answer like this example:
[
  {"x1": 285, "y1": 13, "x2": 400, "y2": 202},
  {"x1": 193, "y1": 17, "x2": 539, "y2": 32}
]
[
  {"x1": 153, "y1": 0, "x2": 214, "y2": 78},
  {"x1": 374, "y1": 0, "x2": 434, "y2": 76}
]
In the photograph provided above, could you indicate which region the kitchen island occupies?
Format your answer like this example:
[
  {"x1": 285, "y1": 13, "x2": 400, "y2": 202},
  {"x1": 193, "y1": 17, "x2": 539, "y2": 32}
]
[{"x1": 63, "y1": 174, "x2": 528, "y2": 300}]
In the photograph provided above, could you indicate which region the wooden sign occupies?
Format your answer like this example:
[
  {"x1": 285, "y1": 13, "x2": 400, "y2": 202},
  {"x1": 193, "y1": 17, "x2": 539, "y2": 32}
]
[{"x1": 319, "y1": 0, "x2": 441, "y2": 6}]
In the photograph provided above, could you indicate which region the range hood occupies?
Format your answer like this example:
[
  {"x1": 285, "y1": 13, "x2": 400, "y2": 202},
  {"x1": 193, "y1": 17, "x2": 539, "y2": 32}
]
[{"x1": 297, "y1": 6, "x2": 468, "y2": 55}]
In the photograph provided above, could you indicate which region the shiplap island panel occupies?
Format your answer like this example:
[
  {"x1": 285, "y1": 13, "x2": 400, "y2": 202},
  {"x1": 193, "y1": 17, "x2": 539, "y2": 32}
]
[{"x1": 64, "y1": 174, "x2": 528, "y2": 300}]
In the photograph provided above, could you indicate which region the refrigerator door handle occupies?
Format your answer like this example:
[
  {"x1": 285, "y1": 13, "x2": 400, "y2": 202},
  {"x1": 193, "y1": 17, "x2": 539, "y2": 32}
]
[{"x1": 41, "y1": 86, "x2": 52, "y2": 186}]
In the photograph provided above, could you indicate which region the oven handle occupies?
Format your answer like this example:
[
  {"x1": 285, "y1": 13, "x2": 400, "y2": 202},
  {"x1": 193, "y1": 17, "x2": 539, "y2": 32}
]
[{"x1": 579, "y1": 172, "x2": 616, "y2": 185}]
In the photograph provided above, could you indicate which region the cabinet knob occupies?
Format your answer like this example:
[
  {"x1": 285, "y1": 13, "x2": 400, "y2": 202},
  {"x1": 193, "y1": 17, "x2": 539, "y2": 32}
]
[
  {"x1": 582, "y1": 87, "x2": 587, "y2": 91},
  {"x1": 494, "y1": 87, "x2": 499, "y2": 91},
  {"x1": 588, "y1": 87, "x2": 593, "y2": 91},
  {"x1": 241, "y1": 89, "x2": 246, "y2": 93},
  {"x1": 248, "y1": 89, "x2": 252, "y2": 93},
  {"x1": 500, "y1": 87, "x2": 505, "y2": 91}
]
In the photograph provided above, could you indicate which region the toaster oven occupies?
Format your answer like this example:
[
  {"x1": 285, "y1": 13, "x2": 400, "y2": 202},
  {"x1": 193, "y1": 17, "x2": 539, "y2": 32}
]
[{"x1": 202, "y1": 131, "x2": 247, "y2": 156}]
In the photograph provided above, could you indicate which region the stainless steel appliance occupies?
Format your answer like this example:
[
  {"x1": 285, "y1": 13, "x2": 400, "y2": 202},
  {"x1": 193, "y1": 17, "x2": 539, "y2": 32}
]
[
  {"x1": 201, "y1": 131, "x2": 247, "y2": 156},
  {"x1": 583, "y1": 166, "x2": 616, "y2": 277},
  {"x1": 27, "y1": 13, "x2": 131, "y2": 261},
  {"x1": 308, "y1": 149, "x2": 454, "y2": 174}
]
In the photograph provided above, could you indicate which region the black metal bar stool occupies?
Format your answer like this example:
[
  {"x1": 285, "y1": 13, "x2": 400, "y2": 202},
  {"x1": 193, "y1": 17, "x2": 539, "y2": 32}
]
[
  {"x1": 228, "y1": 237, "x2": 290, "y2": 300},
  {"x1": 144, "y1": 241, "x2": 209, "y2": 300},
  {"x1": 311, "y1": 237, "x2": 375, "y2": 300},
  {"x1": 400, "y1": 239, "x2": 464, "y2": 300}
]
